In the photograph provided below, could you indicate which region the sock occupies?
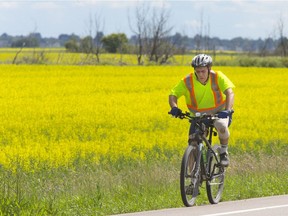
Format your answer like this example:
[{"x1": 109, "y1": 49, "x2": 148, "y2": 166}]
[{"x1": 219, "y1": 144, "x2": 228, "y2": 154}]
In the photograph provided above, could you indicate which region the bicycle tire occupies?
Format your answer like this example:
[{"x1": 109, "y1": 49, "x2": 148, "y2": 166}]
[
  {"x1": 180, "y1": 145, "x2": 200, "y2": 207},
  {"x1": 206, "y1": 146, "x2": 225, "y2": 204}
]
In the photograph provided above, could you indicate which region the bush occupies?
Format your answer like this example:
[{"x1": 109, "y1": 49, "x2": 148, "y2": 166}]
[
  {"x1": 280, "y1": 57, "x2": 288, "y2": 67},
  {"x1": 238, "y1": 57, "x2": 259, "y2": 67},
  {"x1": 257, "y1": 58, "x2": 281, "y2": 67}
]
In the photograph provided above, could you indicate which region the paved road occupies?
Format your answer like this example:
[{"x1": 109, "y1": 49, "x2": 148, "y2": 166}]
[{"x1": 113, "y1": 195, "x2": 288, "y2": 216}]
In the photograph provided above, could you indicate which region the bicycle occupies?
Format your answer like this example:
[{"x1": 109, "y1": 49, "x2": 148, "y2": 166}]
[{"x1": 168, "y1": 110, "x2": 233, "y2": 207}]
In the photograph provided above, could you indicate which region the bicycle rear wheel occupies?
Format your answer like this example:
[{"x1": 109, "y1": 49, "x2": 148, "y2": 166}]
[
  {"x1": 180, "y1": 145, "x2": 200, "y2": 207},
  {"x1": 206, "y1": 146, "x2": 225, "y2": 204}
]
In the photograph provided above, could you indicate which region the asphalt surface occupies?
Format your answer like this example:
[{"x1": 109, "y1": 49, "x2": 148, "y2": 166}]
[{"x1": 113, "y1": 195, "x2": 288, "y2": 216}]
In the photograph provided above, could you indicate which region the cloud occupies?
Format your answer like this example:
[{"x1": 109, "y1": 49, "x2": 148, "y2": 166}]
[
  {"x1": 150, "y1": 0, "x2": 171, "y2": 9},
  {"x1": 0, "y1": 2, "x2": 18, "y2": 8},
  {"x1": 31, "y1": 2, "x2": 60, "y2": 10},
  {"x1": 62, "y1": 0, "x2": 139, "y2": 8},
  {"x1": 185, "y1": 19, "x2": 200, "y2": 28}
]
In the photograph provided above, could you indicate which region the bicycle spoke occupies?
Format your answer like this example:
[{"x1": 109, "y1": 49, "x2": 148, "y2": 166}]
[
  {"x1": 180, "y1": 145, "x2": 200, "y2": 207},
  {"x1": 206, "y1": 149, "x2": 225, "y2": 204}
]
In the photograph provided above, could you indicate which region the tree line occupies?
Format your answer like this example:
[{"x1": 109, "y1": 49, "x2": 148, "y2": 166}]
[{"x1": 1, "y1": 4, "x2": 288, "y2": 65}]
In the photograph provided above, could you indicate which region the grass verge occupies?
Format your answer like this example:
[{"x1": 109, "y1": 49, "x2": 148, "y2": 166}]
[{"x1": 0, "y1": 152, "x2": 287, "y2": 215}]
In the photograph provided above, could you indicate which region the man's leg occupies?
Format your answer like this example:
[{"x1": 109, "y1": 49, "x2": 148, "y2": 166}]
[{"x1": 214, "y1": 118, "x2": 230, "y2": 167}]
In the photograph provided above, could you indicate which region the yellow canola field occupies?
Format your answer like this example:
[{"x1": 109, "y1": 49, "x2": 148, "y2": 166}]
[{"x1": 0, "y1": 65, "x2": 287, "y2": 171}]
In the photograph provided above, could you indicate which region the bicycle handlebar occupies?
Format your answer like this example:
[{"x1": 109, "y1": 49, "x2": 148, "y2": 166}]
[{"x1": 168, "y1": 110, "x2": 234, "y2": 121}]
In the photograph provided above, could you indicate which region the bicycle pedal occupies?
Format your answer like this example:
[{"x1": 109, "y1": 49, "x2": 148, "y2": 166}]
[{"x1": 185, "y1": 185, "x2": 194, "y2": 195}]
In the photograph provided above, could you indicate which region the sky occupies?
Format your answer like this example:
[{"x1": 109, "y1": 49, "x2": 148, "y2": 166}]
[{"x1": 0, "y1": 0, "x2": 288, "y2": 40}]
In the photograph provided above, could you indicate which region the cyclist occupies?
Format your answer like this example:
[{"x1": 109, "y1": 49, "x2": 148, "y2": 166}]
[{"x1": 169, "y1": 54, "x2": 235, "y2": 167}]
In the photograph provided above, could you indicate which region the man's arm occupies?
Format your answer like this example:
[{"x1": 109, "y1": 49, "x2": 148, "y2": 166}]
[
  {"x1": 169, "y1": 95, "x2": 178, "y2": 108},
  {"x1": 224, "y1": 88, "x2": 234, "y2": 110}
]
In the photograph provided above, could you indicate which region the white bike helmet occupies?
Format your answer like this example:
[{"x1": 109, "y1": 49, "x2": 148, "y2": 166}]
[{"x1": 191, "y1": 54, "x2": 212, "y2": 68}]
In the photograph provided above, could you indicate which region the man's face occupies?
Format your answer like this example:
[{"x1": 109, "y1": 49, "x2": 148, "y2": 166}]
[{"x1": 195, "y1": 66, "x2": 209, "y2": 84}]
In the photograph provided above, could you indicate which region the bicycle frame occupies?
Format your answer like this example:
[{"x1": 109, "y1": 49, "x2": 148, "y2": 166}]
[{"x1": 187, "y1": 116, "x2": 221, "y2": 182}]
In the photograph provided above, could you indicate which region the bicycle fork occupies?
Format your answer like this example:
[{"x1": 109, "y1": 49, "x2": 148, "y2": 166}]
[{"x1": 191, "y1": 143, "x2": 204, "y2": 188}]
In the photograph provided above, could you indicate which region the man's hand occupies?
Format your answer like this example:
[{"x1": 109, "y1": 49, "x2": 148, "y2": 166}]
[
  {"x1": 169, "y1": 107, "x2": 182, "y2": 118},
  {"x1": 218, "y1": 110, "x2": 231, "y2": 118}
]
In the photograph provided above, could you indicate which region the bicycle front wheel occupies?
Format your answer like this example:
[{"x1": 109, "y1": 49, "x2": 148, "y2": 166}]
[
  {"x1": 206, "y1": 146, "x2": 225, "y2": 204},
  {"x1": 180, "y1": 145, "x2": 200, "y2": 207}
]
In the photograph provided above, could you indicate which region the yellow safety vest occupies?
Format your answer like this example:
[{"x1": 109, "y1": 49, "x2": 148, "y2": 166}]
[{"x1": 183, "y1": 71, "x2": 226, "y2": 114}]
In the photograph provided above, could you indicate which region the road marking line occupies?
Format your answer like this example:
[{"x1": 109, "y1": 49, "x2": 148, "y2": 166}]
[{"x1": 202, "y1": 204, "x2": 288, "y2": 216}]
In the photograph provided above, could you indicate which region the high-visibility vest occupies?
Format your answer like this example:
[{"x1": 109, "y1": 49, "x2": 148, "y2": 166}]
[{"x1": 183, "y1": 71, "x2": 226, "y2": 114}]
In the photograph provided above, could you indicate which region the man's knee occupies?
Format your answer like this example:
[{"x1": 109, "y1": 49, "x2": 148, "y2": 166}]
[
  {"x1": 218, "y1": 127, "x2": 230, "y2": 139},
  {"x1": 214, "y1": 119, "x2": 230, "y2": 139}
]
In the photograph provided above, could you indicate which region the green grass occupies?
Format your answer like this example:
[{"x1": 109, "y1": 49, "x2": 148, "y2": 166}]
[
  {"x1": 1, "y1": 48, "x2": 288, "y2": 67},
  {"x1": 0, "y1": 152, "x2": 287, "y2": 215}
]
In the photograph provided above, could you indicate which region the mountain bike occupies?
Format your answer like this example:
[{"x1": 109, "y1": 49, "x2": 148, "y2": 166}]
[{"x1": 168, "y1": 111, "x2": 233, "y2": 207}]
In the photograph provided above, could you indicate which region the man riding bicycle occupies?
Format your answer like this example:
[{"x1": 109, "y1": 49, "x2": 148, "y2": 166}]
[{"x1": 169, "y1": 54, "x2": 235, "y2": 167}]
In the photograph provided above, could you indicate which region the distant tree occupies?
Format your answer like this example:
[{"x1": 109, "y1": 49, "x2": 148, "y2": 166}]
[
  {"x1": 80, "y1": 36, "x2": 93, "y2": 53},
  {"x1": 170, "y1": 32, "x2": 189, "y2": 64},
  {"x1": 0, "y1": 33, "x2": 12, "y2": 47},
  {"x1": 0, "y1": 33, "x2": 9, "y2": 39},
  {"x1": 259, "y1": 37, "x2": 274, "y2": 57},
  {"x1": 59, "y1": 34, "x2": 80, "y2": 46},
  {"x1": 94, "y1": 31, "x2": 104, "y2": 50},
  {"x1": 11, "y1": 36, "x2": 39, "y2": 48},
  {"x1": 65, "y1": 38, "x2": 79, "y2": 52},
  {"x1": 29, "y1": 32, "x2": 42, "y2": 41},
  {"x1": 101, "y1": 33, "x2": 128, "y2": 53},
  {"x1": 160, "y1": 32, "x2": 188, "y2": 64},
  {"x1": 275, "y1": 37, "x2": 288, "y2": 56}
]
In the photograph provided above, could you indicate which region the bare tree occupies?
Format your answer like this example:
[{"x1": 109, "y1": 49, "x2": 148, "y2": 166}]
[
  {"x1": 259, "y1": 34, "x2": 273, "y2": 57},
  {"x1": 146, "y1": 5, "x2": 173, "y2": 63},
  {"x1": 130, "y1": 3, "x2": 174, "y2": 65},
  {"x1": 158, "y1": 37, "x2": 175, "y2": 64},
  {"x1": 173, "y1": 31, "x2": 189, "y2": 65},
  {"x1": 204, "y1": 20, "x2": 211, "y2": 53},
  {"x1": 128, "y1": 3, "x2": 149, "y2": 65},
  {"x1": 86, "y1": 13, "x2": 105, "y2": 63},
  {"x1": 12, "y1": 42, "x2": 25, "y2": 64},
  {"x1": 194, "y1": 10, "x2": 213, "y2": 55},
  {"x1": 195, "y1": 10, "x2": 204, "y2": 54},
  {"x1": 277, "y1": 16, "x2": 287, "y2": 57},
  {"x1": 93, "y1": 13, "x2": 105, "y2": 63}
]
